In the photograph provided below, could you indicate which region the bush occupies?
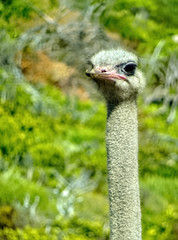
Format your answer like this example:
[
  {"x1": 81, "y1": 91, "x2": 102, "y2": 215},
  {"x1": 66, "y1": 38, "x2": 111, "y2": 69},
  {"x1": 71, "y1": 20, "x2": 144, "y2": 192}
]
[
  {"x1": 0, "y1": 206, "x2": 17, "y2": 229},
  {"x1": 0, "y1": 226, "x2": 58, "y2": 240}
]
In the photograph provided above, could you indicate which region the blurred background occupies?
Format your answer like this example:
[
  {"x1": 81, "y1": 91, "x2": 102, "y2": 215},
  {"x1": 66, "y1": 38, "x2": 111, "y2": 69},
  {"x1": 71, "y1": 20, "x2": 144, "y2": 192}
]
[{"x1": 0, "y1": 0, "x2": 178, "y2": 239}]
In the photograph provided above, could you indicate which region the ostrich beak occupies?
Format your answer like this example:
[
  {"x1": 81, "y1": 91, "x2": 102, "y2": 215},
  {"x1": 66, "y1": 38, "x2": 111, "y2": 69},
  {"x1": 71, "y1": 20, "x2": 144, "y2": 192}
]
[
  {"x1": 85, "y1": 69, "x2": 128, "y2": 82},
  {"x1": 85, "y1": 69, "x2": 95, "y2": 77}
]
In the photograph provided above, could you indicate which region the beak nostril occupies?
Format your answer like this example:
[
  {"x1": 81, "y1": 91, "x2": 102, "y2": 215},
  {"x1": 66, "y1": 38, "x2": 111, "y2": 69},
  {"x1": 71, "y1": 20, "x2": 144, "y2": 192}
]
[
  {"x1": 101, "y1": 69, "x2": 107, "y2": 73},
  {"x1": 85, "y1": 71, "x2": 91, "y2": 77}
]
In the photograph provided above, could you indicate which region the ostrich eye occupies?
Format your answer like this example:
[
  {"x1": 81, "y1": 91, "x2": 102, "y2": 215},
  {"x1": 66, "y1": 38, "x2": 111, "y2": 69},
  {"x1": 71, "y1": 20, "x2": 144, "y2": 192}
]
[{"x1": 122, "y1": 62, "x2": 137, "y2": 76}]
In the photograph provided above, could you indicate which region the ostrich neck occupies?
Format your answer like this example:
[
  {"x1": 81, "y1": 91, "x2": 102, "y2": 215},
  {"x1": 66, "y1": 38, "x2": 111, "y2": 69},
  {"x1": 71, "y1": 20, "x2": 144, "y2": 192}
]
[{"x1": 106, "y1": 98, "x2": 141, "y2": 240}]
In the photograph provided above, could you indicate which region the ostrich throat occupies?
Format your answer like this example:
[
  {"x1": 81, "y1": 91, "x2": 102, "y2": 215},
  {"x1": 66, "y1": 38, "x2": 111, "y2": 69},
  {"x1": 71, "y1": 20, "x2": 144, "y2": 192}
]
[{"x1": 106, "y1": 98, "x2": 141, "y2": 240}]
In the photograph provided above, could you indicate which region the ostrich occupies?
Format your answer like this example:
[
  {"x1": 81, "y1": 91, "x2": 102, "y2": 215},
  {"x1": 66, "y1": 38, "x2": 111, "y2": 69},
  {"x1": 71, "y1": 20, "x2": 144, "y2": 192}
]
[{"x1": 86, "y1": 48, "x2": 145, "y2": 240}]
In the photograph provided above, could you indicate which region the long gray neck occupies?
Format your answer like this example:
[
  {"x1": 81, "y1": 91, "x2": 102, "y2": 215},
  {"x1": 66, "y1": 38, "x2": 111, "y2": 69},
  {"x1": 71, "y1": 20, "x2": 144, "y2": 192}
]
[{"x1": 106, "y1": 98, "x2": 141, "y2": 240}]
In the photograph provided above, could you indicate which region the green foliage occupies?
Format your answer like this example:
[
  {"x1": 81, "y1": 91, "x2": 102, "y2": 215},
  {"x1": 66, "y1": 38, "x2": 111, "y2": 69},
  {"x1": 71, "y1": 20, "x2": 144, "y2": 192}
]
[
  {"x1": 68, "y1": 217, "x2": 106, "y2": 239},
  {"x1": 99, "y1": 0, "x2": 178, "y2": 55},
  {"x1": 0, "y1": 0, "x2": 33, "y2": 20},
  {"x1": 0, "y1": 78, "x2": 106, "y2": 174},
  {"x1": 52, "y1": 216, "x2": 109, "y2": 240},
  {"x1": 0, "y1": 168, "x2": 54, "y2": 213},
  {"x1": 0, "y1": 0, "x2": 59, "y2": 37},
  {"x1": 141, "y1": 177, "x2": 178, "y2": 240},
  {"x1": 0, "y1": 206, "x2": 17, "y2": 229},
  {"x1": 148, "y1": 0, "x2": 178, "y2": 28},
  {"x1": 139, "y1": 103, "x2": 178, "y2": 177},
  {"x1": 0, "y1": 226, "x2": 58, "y2": 240}
]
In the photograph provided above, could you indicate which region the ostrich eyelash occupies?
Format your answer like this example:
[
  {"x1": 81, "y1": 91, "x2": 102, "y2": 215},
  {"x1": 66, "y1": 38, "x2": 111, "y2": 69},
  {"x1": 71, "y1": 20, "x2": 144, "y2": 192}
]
[{"x1": 115, "y1": 61, "x2": 137, "y2": 69}]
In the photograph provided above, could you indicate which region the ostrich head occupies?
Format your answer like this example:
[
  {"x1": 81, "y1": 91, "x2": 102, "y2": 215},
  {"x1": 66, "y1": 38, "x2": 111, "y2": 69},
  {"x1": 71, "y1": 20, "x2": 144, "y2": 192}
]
[{"x1": 86, "y1": 48, "x2": 145, "y2": 102}]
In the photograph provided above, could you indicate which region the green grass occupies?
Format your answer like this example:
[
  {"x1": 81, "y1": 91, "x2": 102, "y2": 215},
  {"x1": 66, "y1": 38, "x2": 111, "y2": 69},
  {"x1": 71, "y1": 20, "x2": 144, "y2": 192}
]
[{"x1": 141, "y1": 176, "x2": 178, "y2": 240}]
